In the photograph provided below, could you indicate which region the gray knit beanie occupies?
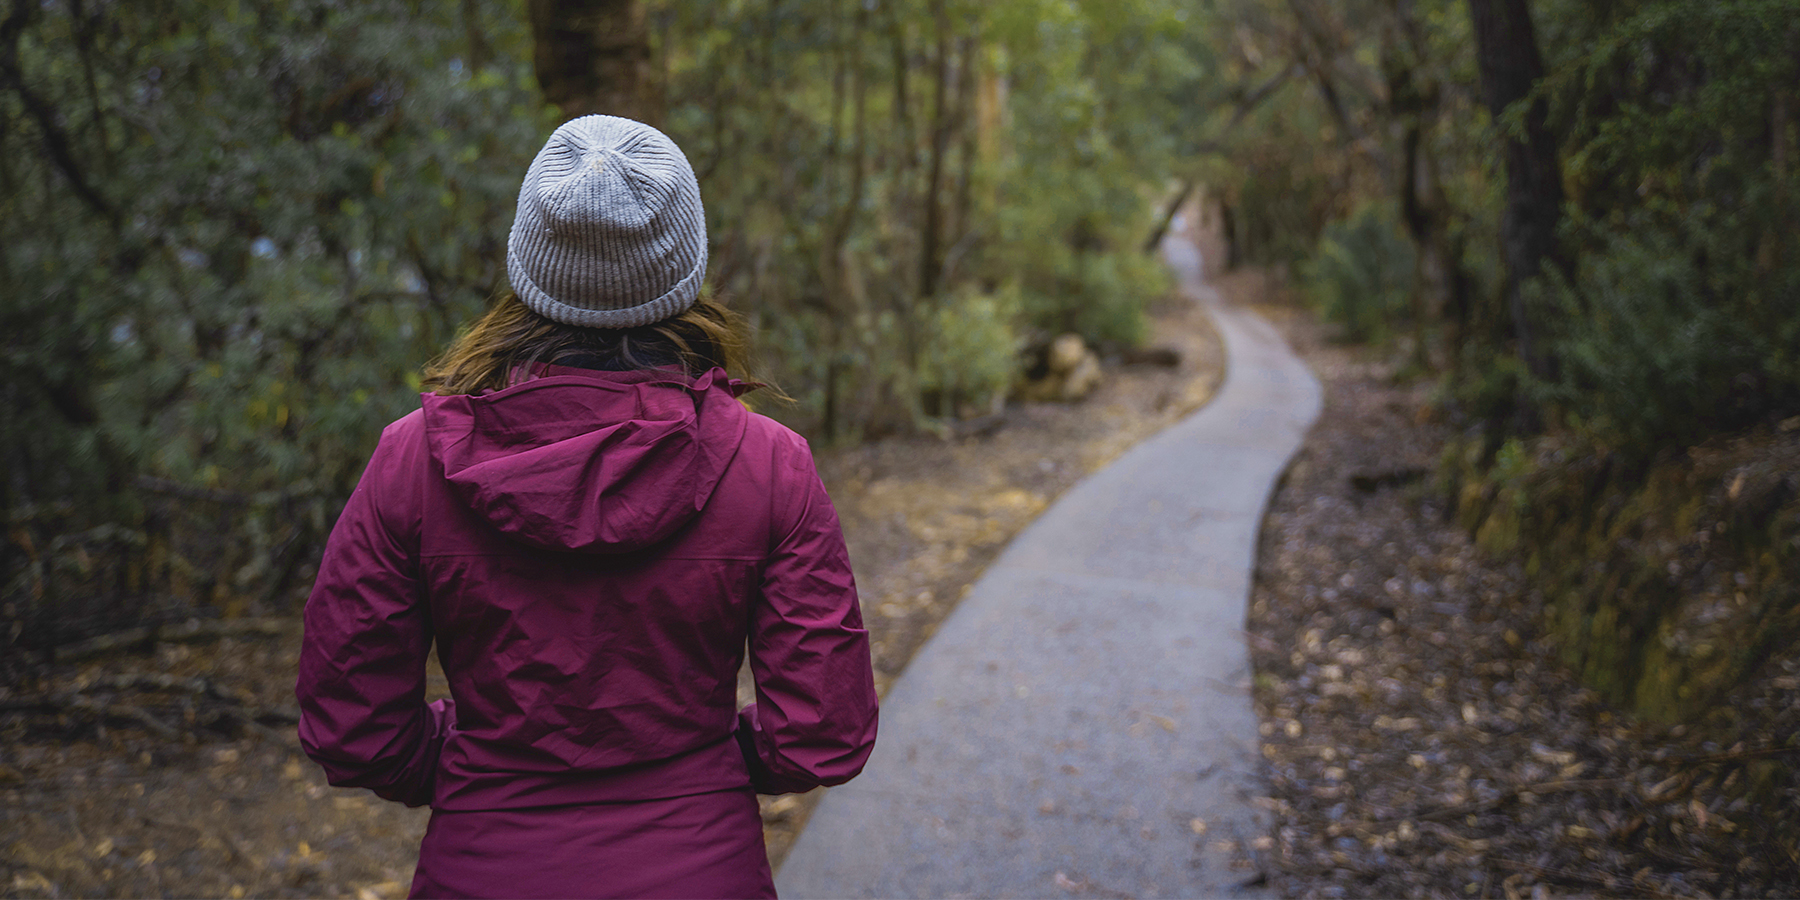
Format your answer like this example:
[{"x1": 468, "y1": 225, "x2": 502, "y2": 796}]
[{"x1": 507, "y1": 115, "x2": 708, "y2": 329}]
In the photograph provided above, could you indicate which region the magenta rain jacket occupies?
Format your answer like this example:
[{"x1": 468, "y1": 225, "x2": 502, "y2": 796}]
[{"x1": 296, "y1": 365, "x2": 878, "y2": 898}]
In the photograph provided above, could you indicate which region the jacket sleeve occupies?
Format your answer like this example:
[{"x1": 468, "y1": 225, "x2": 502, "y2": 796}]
[
  {"x1": 736, "y1": 457, "x2": 878, "y2": 795},
  {"x1": 296, "y1": 414, "x2": 452, "y2": 808}
]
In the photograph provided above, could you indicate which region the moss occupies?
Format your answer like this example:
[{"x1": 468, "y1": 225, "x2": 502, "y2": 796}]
[{"x1": 1447, "y1": 428, "x2": 1800, "y2": 723}]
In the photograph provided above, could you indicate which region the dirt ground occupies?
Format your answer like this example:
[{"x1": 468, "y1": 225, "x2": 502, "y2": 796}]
[
  {"x1": 1241, "y1": 286, "x2": 1800, "y2": 898},
  {"x1": 0, "y1": 271, "x2": 1225, "y2": 898}
]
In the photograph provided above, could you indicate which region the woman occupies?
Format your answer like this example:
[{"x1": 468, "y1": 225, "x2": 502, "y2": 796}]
[{"x1": 296, "y1": 115, "x2": 879, "y2": 899}]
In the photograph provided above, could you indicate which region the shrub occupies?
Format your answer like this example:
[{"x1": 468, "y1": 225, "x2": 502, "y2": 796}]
[
  {"x1": 918, "y1": 287, "x2": 1024, "y2": 418},
  {"x1": 1013, "y1": 248, "x2": 1165, "y2": 349},
  {"x1": 1538, "y1": 229, "x2": 1799, "y2": 455},
  {"x1": 1300, "y1": 202, "x2": 1417, "y2": 343}
]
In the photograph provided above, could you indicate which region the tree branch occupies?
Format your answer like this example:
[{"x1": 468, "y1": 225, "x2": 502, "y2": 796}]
[{"x1": 0, "y1": 0, "x2": 117, "y2": 223}]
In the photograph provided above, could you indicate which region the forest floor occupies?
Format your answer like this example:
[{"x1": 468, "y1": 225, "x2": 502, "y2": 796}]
[
  {"x1": 1242, "y1": 296, "x2": 1800, "y2": 899},
  {"x1": 0, "y1": 275, "x2": 1226, "y2": 899}
]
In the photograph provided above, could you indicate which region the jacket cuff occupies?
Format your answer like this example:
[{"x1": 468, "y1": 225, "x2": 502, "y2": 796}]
[{"x1": 734, "y1": 704, "x2": 818, "y2": 795}]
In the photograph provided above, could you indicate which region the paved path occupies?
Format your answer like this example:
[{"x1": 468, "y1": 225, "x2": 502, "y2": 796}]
[{"x1": 776, "y1": 231, "x2": 1321, "y2": 899}]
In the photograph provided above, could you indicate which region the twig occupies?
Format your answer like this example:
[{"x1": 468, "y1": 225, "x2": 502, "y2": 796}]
[
  {"x1": 1492, "y1": 857, "x2": 1676, "y2": 899},
  {"x1": 51, "y1": 617, "x2": 294, "y2": 662},
  {"x1": 1359, "y1": 747, "x2": 1800, "y2": 830},
  {"x1": 218, "y1": 706, "x2": 295, "y2": 744},
  {"x1": 133, "y1": 475, "x2": 255, "y2": 505},
  {"x1": 1668, "y1": 745, "x2": 1800, "y2": 768},
  {"x1": 144, "y1": 817, "x2": 266, "y2": 870},
  {"x1": 0, "y1": 673, "x2": 298, "y2": 743},
  {"x1": 89, "y1": 672, "x2": 248, "y2": 703},
  {"x1": 60, "y1": 695, "x2": 180, "y2": 740},
  {"x1": 1357, "y1": 778, "x2": 1628, "y2": 827}
]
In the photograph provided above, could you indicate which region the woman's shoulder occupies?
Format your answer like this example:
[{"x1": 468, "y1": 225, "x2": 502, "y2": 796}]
[
  {"x1": 366, "y1": 408, "x2": 430, "y2": 460},
  {"x1": 382, "y1": 407, "x2": 428, "y2": 438},
  {"x1": 736, "y1": 410, "x2": 821, "y2": 475},
  {"x1": 357, "y1": 408, "x2": 431, "y2": 482}
]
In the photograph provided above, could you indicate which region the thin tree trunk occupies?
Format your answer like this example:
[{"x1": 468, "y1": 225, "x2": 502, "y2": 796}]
[
  {"x1": 919, "y1": 0, "x2": 953, "y2": 301},
  {"x1": 1385, "y1": 0, "x2": 1448, "y2": 369},
  {"x1": 950, "y1": 36, "x2": 978, "y2": 283},
  {"x1": 1769, "y1": 89, "x2": 1789, "y2": 271},
  {"x1": 1401, "y1": 123, "x2": 1435, "y2": 368},
  {"x1": 461, "y1": 0, "x2": 493, "y2": 73},
  {"x1": 528, "y1": 0, "x2": 659, "y2": 124},
  {"x1": 1468, "y1": 0, "x2": 1563, "y2": 381},
  {"x1": 881, "y1": 1, "x2": 924, "y2": 390},
  {"x1": 830, "y1": 3, "x2": 870, "y2": 294},
  {"x1": 885, "y1": 0, "x2": 918, "y2": 304},
  {"x1": 1, "y1": 0, "x2": 114, "y2": 224},
  {"x1": 888, "y1": 1, "x2": 915, "y2": 165},
  {"x1": 1143, "y1": 180, "x2": 1196, "y2": 255}
]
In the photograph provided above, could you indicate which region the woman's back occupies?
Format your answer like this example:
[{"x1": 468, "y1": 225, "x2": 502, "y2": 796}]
[
  {"x1": 302, "y1": 364, "x2": 871, "y2": 810},
  {"x1": 296, "y1": 115, "x2": 876, "y2": 898}
]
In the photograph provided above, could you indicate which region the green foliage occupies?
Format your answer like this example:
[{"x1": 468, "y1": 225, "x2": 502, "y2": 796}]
[
  {"x1": 917, "y1": 287, "x2": 1023, "y2": 418},
  {"x1": 1194, "y1": 0, "x2": 1800, "y2": 715},
  {"x1": 1538, "y1": 231, "x2": 1798, "y2": 454},
  {"x1": 989, "y1": 0, "x2": 1199, "y2": 345},
  {"x1": 1193, "y1": 0, "x2": 1491, "y2": 270},
  {"x1": 5, "y1": 0, "x2": 1211, "y2": 646},
  {"x1": 1218, "y1": 96, "x2": 1355, "y2": 266},
  {"x1": 658, "y1": 0, "x2": 1205, "y2": 436},
  {"x1": 2, "y1": 0, "x2": 549, "y2": 643},
  {"x1": 1197, "y1": 0, "x2": 1799, "y2": 447},
  {"x1": 1454, "y1": 345, "x2": 1529, "y2": 433},
  {"x1": 1300, "y1": 202, "x2": 1417, "y2": 343},
  {"x1": 1525, "y1": 0, "x2": 1800, "y2": 456},
  {"x1": 1011, "y1": 248, "x2": 1166, "y2": 348}
]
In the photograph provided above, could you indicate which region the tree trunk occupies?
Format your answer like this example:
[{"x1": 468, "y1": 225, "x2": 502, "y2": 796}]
[
  {"x1": 1142, "y1": 180, "x2": 1196, "y2": 255},
  {"x1": 460, "y1": 0, "x2": 492, "y2": 73},
  {"x1": 528, "y1": 0, "x2": 659, "y2": 124},
  {"x1": 950, "y1": 36, "x2": 978, "y2": 285},
  {"x1": 918, "y1": 0, "x2": 953, "y2": 301},
  {"x1": 1467, "y1": 0, "x2": 1563, "y2": 380}
]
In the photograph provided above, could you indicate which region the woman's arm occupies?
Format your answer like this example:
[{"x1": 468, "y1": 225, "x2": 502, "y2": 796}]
[
  {"x1": 296, "y1": 413, "x2": 452, "y2": 808},
  {"x1": 737, "y1": 461, "x2": 879, "y2": 795}
]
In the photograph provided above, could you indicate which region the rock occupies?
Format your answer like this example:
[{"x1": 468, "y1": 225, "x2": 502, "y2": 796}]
[
  {"x1": 1046, "y1": 333, "x2": 1088, "y2": 375},
  {"x1": 1018, "y1": 334, "x2": 1103, "y2": 403},
  {"x1": 1058, "y1": 352, "x2": 1102, "y2": 401}
]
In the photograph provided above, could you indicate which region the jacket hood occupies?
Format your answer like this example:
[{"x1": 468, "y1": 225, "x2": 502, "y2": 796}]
[{"x1": 421, "y1": 366, "x2": 752, "y2": 553}]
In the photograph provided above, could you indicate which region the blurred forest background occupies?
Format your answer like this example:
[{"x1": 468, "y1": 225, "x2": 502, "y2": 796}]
[{"x1": 2, "y1": 0, "x2": 1797, "y2": 731}]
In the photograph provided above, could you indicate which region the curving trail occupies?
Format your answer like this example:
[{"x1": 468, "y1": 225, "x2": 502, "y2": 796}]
[{"x1": 776, "y1": 228, "x2": 1321, "y2": 899}]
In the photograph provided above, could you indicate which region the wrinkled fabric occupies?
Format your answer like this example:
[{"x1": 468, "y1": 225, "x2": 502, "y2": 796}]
[
  {"x1": 296, "y1": 365, "x2": 877, "y2": 896},
  {"x1": 409, "y1": 789, "x2": 772, "y2": 899}
]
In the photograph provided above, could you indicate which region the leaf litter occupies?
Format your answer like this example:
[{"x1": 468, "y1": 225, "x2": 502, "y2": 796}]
[{"x1": 1242, "y1": 290, "x2": 1800, "y2": 899}]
